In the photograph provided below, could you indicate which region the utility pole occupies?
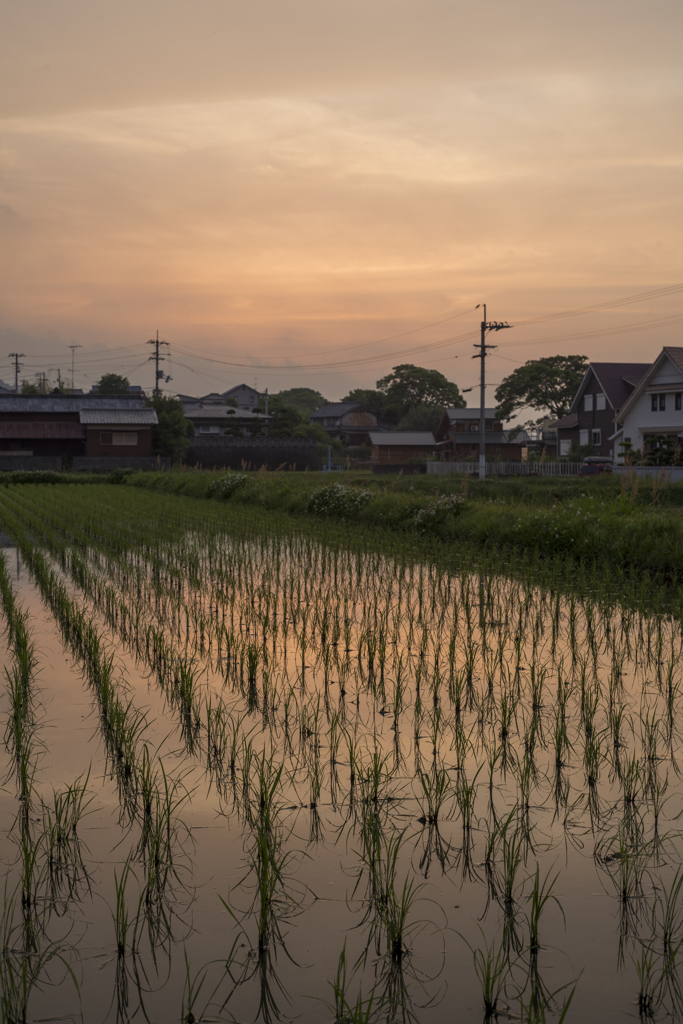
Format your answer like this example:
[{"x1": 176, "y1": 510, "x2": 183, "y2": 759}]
[
  {"x1": 8, "y1": 353, "x2": 24, "y2": 393},
  {"x1": 69, "y1": 345, "x2": 82, "y2": 391},
  {"x1": 147, "y1": 331, "x2": 171, "y2": 398},
  {"x1": 473, "y1": 305, "x2": 512, "y2": 479}
]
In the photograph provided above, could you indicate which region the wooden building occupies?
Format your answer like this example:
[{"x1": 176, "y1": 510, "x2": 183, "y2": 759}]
[
  {"x1": 368, "y1": 431, "x2": 436, "y2": 464},
  {"x1": 310, "y1": 403, "x2": 377, "y2": 443},
  {"x1": 0, "y1": 395, "x2": 157, "y2": 459},
  {"x1": 435, "y1": 408, "x2": 523, "y2": 460}
]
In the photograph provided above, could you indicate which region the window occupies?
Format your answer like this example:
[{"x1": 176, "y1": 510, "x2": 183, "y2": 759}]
[
  {"x1": 677, "y1": 393, "x2": 682, "y2": 411},
  {"x1": 100, "y1": 431, "x2": 138, "y2": 446},
  {"x1": 579, "y1": 429, "x2": 589, "y2": 446},
  {"x1": 591, "y1": 429, "x2": 601, "y2": 446},
  {"x1": 470, "y1": 445, "x2": 477, "y2": 453},
  {"x1": 470, "y1": 423, "x2": 478, "y2": 432},
  {"x1": 584, "y1": 394, "x2": 593, "y2": 412},
  {"x1": 652, "y1": 393, "x2": 666, "y2": 411},
  {"x1": 661, "y1": 394, "x2": 666, "y2": 411},
  {"x1": 559, "y1": 439, "x2": 571, "y2": 456},
  {"x1": 596, "y1": 394, "x2": 606, "y2": 411},
  {"x1": 199, "y1": 425, "x2": 220, "y2": 434}
]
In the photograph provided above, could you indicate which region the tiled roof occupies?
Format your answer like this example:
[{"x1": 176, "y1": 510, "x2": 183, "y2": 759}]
[
  {"x1": 184, "y1": 407, "x2": 269, "y2": 420},
  {"x1": 445, "y1": 407, "x2": 498, "y2": 419},
  {"x1": 0, "y1": 396, "x2": 147, "y2": 413},
  {"x1": 310, "y1": 403, "x2": 363, "y2": 418},
  {"x1": 589, "y1": 363, "x2": 652, "y2": 410},
  {"x1": 663, "y1": 348, "x2": 683, "y2": 375},
  {"x1": 79, "y1": 409, "x2": 158, "y2": 425},
  {"x1": 0, "y1": 422, "x2": 85, "y2": 439},
  {"x1": 550, "y1": 413, "x2": 579, "y2": 429},
  {"x1": 368, "y1": 432, "x2": 436, "y2": 445}
]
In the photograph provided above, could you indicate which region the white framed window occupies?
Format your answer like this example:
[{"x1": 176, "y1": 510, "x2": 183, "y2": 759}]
[
  {"x1": 596, "y1": 394, "x2": 606, "y2": 411},
  {"x1": 660, "y1": 394, "x2": 666, "y2": 411},
  {"x1": 676, "y1": 393, "x2": 682, "y2": 411},
  {"x1": 591, "y1": 429, "x2": 601, "y2": 446},
  {"x1": 579, "y1": 429, "x2": 589, "y2": 446},
  {"x1": 584, "y1": 394, "x2": 593, "y2": 412},
  {"x1": 112, "y1": 432, "x2": 138, "y2": 446},
  {"x1": 652, "y1": 393, "x2": 666, "y2": 411},
  {"x1": 559, "y1": 439, "x2": 571, "y2": 456}
]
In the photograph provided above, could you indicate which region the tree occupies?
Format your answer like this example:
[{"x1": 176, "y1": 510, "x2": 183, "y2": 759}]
[
  {"x1": 255, "y1": 395, "x2": 303, "y2": 436},
  {"x1": 341, "y1": 388, "x2": 391, "y2": 422},
  {"x1": 376, "y1": 364, "x2": 465, "y2": 420},
  {"x1": 97, "y1": 373, "x2": 131, "y2": 395},
  {"x1": 146, "y1": 395, "x2": 194, "y2": 462},
  {"x1": 275, "y1": 388, "x2": 327, "y2": 416},
  {"x1": 494, "y1": 356, "x2": 588, "y2": 422},
  {"x1": 395, "y1": 404, "x2": 444, "y2": 433}
]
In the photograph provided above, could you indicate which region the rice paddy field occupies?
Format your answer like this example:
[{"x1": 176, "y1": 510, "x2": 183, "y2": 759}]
[{"x1": 1, "y1": 481, "x2": 683, "y2": 1022}]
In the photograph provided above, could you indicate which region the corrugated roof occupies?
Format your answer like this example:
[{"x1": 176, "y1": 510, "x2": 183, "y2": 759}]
[
  {"x1": 79, "y1": 409, "x2": 158, "y2": 425},
  {"x1": 0, "y1": 396, "x2": 147, "y2": 413},
  {"x1": 0, "y1": 422, "x2": 85, "y2": 440},
  {"x1": 368, "y1": 432, "x2": 436, "y2": 445}
]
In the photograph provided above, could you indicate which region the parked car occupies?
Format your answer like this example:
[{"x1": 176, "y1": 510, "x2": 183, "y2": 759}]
[{"x1": 579, "y1": 456, "x2": 614, "y2": 476}]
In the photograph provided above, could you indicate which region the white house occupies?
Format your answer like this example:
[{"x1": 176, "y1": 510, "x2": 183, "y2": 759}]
[{"x1": 611, "y1": 347, "x2": 683, "y2": 462}]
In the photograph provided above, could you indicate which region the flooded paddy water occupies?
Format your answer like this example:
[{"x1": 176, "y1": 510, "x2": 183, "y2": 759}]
[{"x1": 0, "y1": 483, "x2": 682, "y2": 1022}]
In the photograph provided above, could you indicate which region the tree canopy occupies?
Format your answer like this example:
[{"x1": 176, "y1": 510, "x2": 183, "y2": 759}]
[
  {"x1": 97, "y1": 373, "x2": 131, "y2": 395},
  {"x1": 494, "y1": 356, "x2": 588, "y2": 421},
  {"x1": 275, "y1": 387, "x2": 327, "y2": 416},
  {"x1": 146, "y1": 395, "x2": 194, "y2": 462},
  {"x1": 343, "y1": 365, "x2": 464, "y2": 426}
]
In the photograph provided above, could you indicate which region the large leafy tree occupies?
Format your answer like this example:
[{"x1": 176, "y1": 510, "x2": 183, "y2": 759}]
[
  {"x1": 97, "y1": 373, "x2": 131, "y2": 395},
  {"x1": 343, "y1": 366, "x2": 464, "y2": 426},
  {"x1": 146, "y1": 395, "x2": 194, "y2": 461},
  {"x1": 376, "y1": 364, "x2": 465, "y2": 420},
  {"x1": 494, "y1": 355, "x2": 588, "y2": 421},
  {"x1": 275, "y1": 387, "x2": 327, "y2": 416}
]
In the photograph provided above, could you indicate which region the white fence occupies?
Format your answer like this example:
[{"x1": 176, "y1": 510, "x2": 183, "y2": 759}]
[{"x1": 427, "y1": 461, "x2": 583, "y2": 477}]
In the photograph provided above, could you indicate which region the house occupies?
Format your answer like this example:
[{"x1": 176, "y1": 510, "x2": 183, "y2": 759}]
[
  {"x1": 368, "y1": 431, "x2": 436, "y2": 464},
  {"x1": 435, "y1": 408, "x2": 523, "y2": 460},
  {"x1": 0, "y1": 395, "x2": 157, "y2": 458},
  {"x1": 183, "y1": 402, "x2": 270, "y2": 436},
  {"x1": 309, "y1": 403, "x2": 377, "y2": 443},
  {"x1": 223, "y1": 384, "x2": 262, "y2": 410},
  {"x1": 550, "y1": 362, "x2": 650, "y2": 458},
  {"x1": 611, "y1": 348, "x2": 683, "y2": 462}
]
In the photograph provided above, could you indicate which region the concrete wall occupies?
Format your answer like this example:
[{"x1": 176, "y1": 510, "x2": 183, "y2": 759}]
[
  {"x1": 0, "y1": 456, "x2": 62, "y2": 472},
  {"x1": 187, "y1": 436, "x2": 321, "y2": 471}
]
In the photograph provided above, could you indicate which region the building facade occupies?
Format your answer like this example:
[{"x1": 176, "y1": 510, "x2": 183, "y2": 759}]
[
  {"x1": 612, "y1": 348, "x2": 683, "y2": 462},
  {"x1": 0, "y1": 395, "x2": 157, "y2": 460},
  {"x1": 367, "y1": 431, "x2": 436, "y2": 464},
  {"x1": 309, "y1": 403, "x2": 377, "y2": 443},
  {"x1": 435, "y1": 408, "x2": 523, "y2": 460},
  {"x1": 551, "y1": 362, "x2": 650, "y2": 459}
]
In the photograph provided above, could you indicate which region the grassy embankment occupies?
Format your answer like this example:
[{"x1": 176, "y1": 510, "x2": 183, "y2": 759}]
[
  {"x1": 116, "y1": 468, "x2": 683, "y2": 591},
  {"x1": 3, "y1": 466, "x2": 683, "y2": 597}
]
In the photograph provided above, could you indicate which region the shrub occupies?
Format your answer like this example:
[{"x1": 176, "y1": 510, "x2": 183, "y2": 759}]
[
  {"x1": 307, "y1": 483, "x2": 373, "y2": 519},
  {"x1": 206, "y1": 472, "x2": 250, "y2": 500},
  {"x1": 411, "y1": 493, "x2": 466, "y2": 532}
]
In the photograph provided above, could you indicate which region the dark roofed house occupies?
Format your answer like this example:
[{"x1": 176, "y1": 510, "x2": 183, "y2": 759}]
[
  {"x1": 435, "y1": 408, "x2": 523, "y2": 461},
  {"x1": 368, "y1": 431, "x2": 436, "y2": 464},
  {"x1": 183, "y1": 403, "x2": 270, "y2": 436},
  {"x1": 310, "y1": 403, "x2": 377, "y2": 443},
  {"x1": 549, "y1": 362, "x2": 651, "y2": 458},
  {"x1": 0, "y1": 395, "x2": 156, "y2": 460}
]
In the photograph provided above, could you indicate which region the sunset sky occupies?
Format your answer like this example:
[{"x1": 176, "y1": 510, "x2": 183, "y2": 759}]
[{"x1": 1, "y1": 0, "x2": 682, "y2": 402}]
